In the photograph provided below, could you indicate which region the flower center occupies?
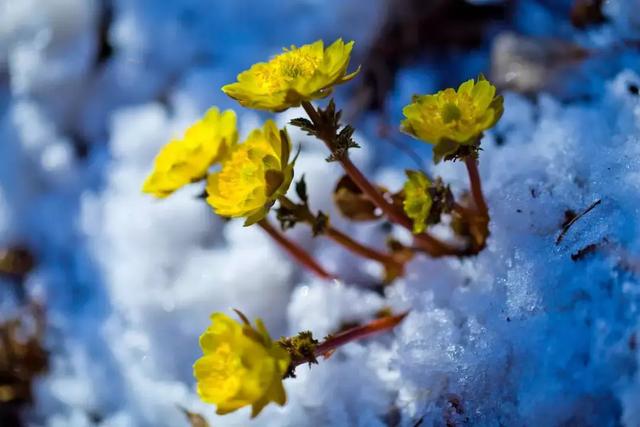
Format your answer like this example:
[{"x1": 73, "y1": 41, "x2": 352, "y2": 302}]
[
  {"x1": 276, "y1": 52, "x2": 317, "y2": 79},
  {"x1": 257, "y1": 48, "x2": 320, "y2": 93},
  {"x1": 441, "y1": 103, "x2": 462, "y2": 124}
]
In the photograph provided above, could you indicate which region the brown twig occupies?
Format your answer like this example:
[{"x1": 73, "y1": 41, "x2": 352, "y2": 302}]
[{"x1": 555, "y1": 199, "x2": 602, "y2": 245}]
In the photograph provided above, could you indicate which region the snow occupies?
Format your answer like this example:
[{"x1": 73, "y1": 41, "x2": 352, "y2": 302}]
[{"x1": 1, "y1": 0, "x2": 640, "y2": 426}]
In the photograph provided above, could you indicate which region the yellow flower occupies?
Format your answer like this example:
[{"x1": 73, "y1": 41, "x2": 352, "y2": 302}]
[
  {"x1": 401, "y1": 76, "x2": 503, "y2": 161},
  {"x1": 194, "y1": 312, "x2": 290, "y2": 418},
  {"x1": 222, "y1": 39, "x2": 359, "y2": 112},
  {"x1": 403, "y1": 170, "x2": 433, "y2": 234},
  {"x1": 142, "y1": 107, "x2": 238, "y2": 198},
  {"x1": 206, "y1": 120, "x2": 294, "y2": 225}
]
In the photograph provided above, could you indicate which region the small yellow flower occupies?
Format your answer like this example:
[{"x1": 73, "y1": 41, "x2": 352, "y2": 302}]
[
  {"x1": 222, "y1": 39, "x2": 359, "y2": 112},
  {"x1": 206, "y1": 120, "x2": 294, "y2": 225},
  {"x1": 194, "y1": 312, "x2": 290, "y2": 418},
  {"x1": 401, "y1": 76, "x2": 503, "y2": 161},
  {"x1": 403, "y1": 170, "x2": 433, "y2": 234},
  {"x1": 142, "y1": 108, "x2": 238, "y2": 198}
]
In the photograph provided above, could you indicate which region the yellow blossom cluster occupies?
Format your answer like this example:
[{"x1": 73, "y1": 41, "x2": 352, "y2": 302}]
[
  {"x1": 193, "y1": 313, "x2": 290, "y2": 417},
  {"x1": 206, "y1": 120, "x2": 294, "y2": 225},
  {"x1": 141, "y1": 37, "x2": 506, "y2": 420},
  {"x1": 222, "y1": 39, "x2": 359, "y2": 112},
  {"x1": 401, "y1": 75, "x2": 503, "y2": 161},
  {"x1": 142, "y1": 108, "x2": 237, "y2": 198}
]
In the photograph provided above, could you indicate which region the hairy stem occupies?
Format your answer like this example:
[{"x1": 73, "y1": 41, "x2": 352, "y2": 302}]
[{"x1": 257, "y1": 219, "x2": 334, "y2": 280}]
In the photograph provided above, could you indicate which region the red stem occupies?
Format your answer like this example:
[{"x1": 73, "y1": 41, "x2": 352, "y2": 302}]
[
  {"x1": 324, "y1": 225, "x2": 401, "y2": 269},
  {"x1": 258, "y1": 219, "x2": 335, "y2": 280},
  {"x1": 341, "y1": 157, "x2": 461, "y2": 256},
  {"x1": 340, "y1": 156, "x2": 411, "y2": 228},
  {"x1": 292, "y1": 312, "x2": 408, "y2": 367},
  {"x1": 301, "y1": 101, "x2": 460, "y2": 257},
  {"x1": 464, "y1": 157, "x2": 488, "y2": 217},
  {"x1": 278, "y1": 195, "x2": 400, "y2": 268}
]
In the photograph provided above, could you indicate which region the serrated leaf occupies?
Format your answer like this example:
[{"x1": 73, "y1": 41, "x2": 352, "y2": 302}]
[
  {"x1": 337, "y1": 125, "x2": 355, "y2": 141},
  {"x1": 316, "y1": 99, "x2": 341, "y2": 134},
  {"x1": 326, "y1": 129, "x2": 360, "y2": 161},
  {"x1": 289, "y1": 117, "x2": 317, "y2": 136},
  {"x1": 302, "y1": 99, "x2": 359, "y2": 161},
  {"x1": 325, "y1": 152, "x2": 340, "y2": 162}
]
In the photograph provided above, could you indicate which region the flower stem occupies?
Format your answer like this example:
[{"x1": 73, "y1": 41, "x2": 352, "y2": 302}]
[
  {"x1": 300, "y1": 101, "x2": 461, "y2": 257},
  {"x1": 340, "y1": 155, "x2": 412, "y2": 228},
  {"x1": 464, "y1": 156, "x2": 488, "y2": 217},
  {"x1": 343, "y1": 158, "x2": 458, "y2": 256},
  {"x1": 292, "y1": 312, "x2": 408, "y2": 368},
  {"x1": 278, "y1": 196, "x2": 402, "y2": 271},
  {"x1": 324, "y1": 226, "x2": 402, "y2": 270},
  {"x1": 257, "y1": 219, "x2": 335, "y2": 280}
]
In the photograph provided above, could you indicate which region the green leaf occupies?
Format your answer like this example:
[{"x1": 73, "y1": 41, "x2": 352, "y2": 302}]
[
  {"x1": 265, "y1": 170, "x2": 285, "y2": 197},
  {"x1": 432, "y1": 139, "x2": 459, "y2": 164},
  {"x1": 489, "y1": 94, "x2": 504, "y2": 127},
  {"x1": 243, "y1": 206, "x2": 269, "y2": 227},
  {"x1": 279, "y1": 128, "x2": 291, "y2": 167},
  {"x1": 295, "y1": 175, "x2": 308, "y2": 203}
]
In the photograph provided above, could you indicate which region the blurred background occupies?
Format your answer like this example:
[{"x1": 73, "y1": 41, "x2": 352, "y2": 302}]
[{"x1": 2, "y1": 0, "x2": 640, "y2": 426}]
